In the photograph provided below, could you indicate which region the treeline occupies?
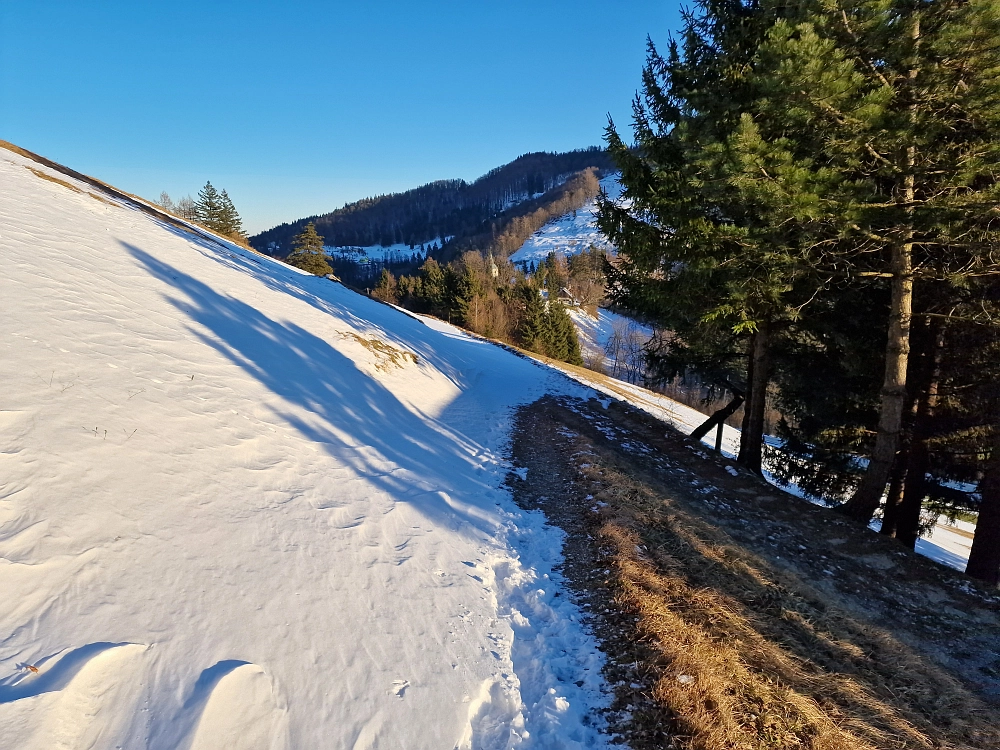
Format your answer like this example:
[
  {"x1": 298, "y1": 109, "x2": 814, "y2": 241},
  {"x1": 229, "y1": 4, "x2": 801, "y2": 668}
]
[
  {"x1": 249, "y1": 148, "x2": 614, "y2": 256},
  {"x1": 371, "y1": 251, "x2": 583, "y2": 365},
  {"x1": 599, "y1": 0, "x2": 1000, "y2": 583}
]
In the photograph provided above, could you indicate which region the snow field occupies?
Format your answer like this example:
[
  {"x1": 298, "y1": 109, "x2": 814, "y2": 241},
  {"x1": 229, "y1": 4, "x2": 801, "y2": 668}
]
[
  {"x1": 567, "y1": 307, "x2": 653, "y2": 367},
  {"x1": 0, "y1": 150, "x2": 610, "y2": 749},
  {"x1": 508, "y1": 176, "x2": 621, "y2": 265}
]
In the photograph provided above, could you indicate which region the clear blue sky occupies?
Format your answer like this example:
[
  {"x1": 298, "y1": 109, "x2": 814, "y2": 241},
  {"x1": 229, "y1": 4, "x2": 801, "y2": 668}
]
[{"x1": 1, "y1": 1, "x2": 681, "y2": 234}]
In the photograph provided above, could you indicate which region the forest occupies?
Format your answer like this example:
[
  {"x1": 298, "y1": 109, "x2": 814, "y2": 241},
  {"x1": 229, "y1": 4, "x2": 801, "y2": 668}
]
[
  {"x1": 598, "y1": 0, "x2": 1000, "y2": 586},
  {"x1": 367, "y1": 248, "x2": 611, "y2": 365}
]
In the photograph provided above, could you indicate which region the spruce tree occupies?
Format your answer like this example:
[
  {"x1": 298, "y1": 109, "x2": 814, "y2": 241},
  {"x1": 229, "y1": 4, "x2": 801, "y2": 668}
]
[
  {"x1": 217, "y1": 189, "x2": 244, "y2": 241},
  {"x1": 518, "y1": 282, "x2": 547, "y2": 353},
  {"x1": 598, "y1": 2, "x2": 811, "y2": 474},
  {"x1": 195, "y1": 182, "x2": 224, "y2": 231},
  {"x1": 285, "y1": 223, "x2": 334, "y2": 276}
]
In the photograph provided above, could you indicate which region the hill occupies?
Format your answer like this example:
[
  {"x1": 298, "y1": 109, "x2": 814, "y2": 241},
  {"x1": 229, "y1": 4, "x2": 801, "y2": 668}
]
[
  {"x1": 249, "y1": 148, "x2": 615, "y2": 260},
  {"x1": 0, "y1": 142, "x2": 613, "y2": 749}
]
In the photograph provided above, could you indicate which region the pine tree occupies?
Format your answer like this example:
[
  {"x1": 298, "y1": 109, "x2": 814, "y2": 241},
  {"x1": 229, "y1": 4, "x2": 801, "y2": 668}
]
[
  {"x1": 285, "y1": 223, "x2": 334, "y2": 276},
  {"x1": 372, "y1": 269, "x2": 398, "y2": 303},
  {"x1": 217, "y1": 189, "x2": 245, "y2": 241},
  {"x1": 518, "y1": 282, "x2": 547, "y2": 353},
  {"x1": 195, "y1": 182, "x2": 224, "y2": 231},
  {"x1": 598, "y1": 3, "x2": 811, "y2": 474}
]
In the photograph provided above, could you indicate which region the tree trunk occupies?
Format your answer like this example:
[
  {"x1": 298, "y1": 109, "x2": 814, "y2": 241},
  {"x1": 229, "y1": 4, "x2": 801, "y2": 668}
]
[
  {"x1": 840, "y1": 246, "x2": 913, "y2": 522},
  {"x1": 839, "y1": 12, "x2": 919, "y2": 524},
  {"x1": 739, "y1": 332, "x2": 756, "y2": 455},
  {"x1": 894, "y1": 438, "x2": 930, "y2": 548},
  {"x1": 894, "y1": 320, "x2": 944, "y2": 548},
  {"x1": 967, "y1": 428, "x2": 1000, "y2": 586},
  {"x1": 879, "y1": 448, "x2": 909, "y2": 537},
  {"x1": 738, "y1": 318, "x2": 771, "y2": 475}
]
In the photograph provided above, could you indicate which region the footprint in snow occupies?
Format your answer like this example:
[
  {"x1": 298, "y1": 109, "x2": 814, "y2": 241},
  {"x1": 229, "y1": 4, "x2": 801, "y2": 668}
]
[{"x1": 390, "y1": 680, "x2": 409, "y2": 698}]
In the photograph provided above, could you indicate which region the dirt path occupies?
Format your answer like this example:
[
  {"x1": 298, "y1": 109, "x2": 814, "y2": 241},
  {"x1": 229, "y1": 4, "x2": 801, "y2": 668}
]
[{"x1": 507, "y1": 394, "x2": 1000, "y2": 749}]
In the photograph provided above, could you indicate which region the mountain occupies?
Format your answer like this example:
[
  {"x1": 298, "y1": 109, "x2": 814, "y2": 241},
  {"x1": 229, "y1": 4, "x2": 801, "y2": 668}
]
[
  {"x1": 0, "y1": 142, "x2": 613, "y2": 749},
  {"x1": 249, "y1": 148, "x2": 615, "y2": 260}
]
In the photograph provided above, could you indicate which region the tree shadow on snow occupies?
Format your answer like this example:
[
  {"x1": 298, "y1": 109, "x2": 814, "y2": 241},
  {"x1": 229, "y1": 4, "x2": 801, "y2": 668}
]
[{"x1": 124, "y1": 242, "x2": 525, "y2": 538}]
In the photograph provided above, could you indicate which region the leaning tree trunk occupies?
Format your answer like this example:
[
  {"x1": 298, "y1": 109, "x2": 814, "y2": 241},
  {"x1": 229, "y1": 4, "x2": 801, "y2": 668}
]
[
  {"x1": 690, "y1": 392, "x2": 745, "y2": 443},
  {"x1": 738, "y1": 318, "x2": 771, "y2": 475},
  {"x1": 967, "y1": 428, "x2": 1000, "y2": 586}
]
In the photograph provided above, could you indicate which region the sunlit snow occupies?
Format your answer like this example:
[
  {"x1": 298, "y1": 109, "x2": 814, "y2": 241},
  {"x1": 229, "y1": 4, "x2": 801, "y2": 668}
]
[
  {"x1": 508, "y1": 176, "x2": 621, "y2": 265},
  {"x1": 0, "y1": 149, "x2": 610, "y2": 750}
]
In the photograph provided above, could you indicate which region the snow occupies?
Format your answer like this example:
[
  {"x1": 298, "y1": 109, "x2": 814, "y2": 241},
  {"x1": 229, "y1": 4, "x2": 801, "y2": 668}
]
[
  {"x1": 0, "y1": 149, "x2": 610, "y2": 749},
  {"x1": 508, "y1": 176, "x2": 621, "y2": 265},
  {"x1": 325, "y1": 237, "x2": 451, "y2": 264},
  {"x1": 567, "y1": 307, "x2": 652, "y2": 367}
]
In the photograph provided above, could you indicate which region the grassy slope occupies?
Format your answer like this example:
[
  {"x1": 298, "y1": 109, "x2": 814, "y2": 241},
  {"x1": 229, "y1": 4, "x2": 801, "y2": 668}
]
[{"x1": 509, "y1": 393, "x2": 1000, "y2": 749}]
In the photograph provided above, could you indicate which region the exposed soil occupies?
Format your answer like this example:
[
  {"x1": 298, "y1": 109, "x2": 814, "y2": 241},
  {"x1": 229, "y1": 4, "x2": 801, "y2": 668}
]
[{"x1": 507, "y1": 394, "x2": 1000, "y2": 750}]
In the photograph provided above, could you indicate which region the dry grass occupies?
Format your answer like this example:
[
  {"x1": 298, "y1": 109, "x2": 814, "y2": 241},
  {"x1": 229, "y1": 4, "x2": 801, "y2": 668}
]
[
  {"x1": 25, "y1": 166, "x2": 117, "y2": 206},
  {"x1": 581, "y1": 458, "x2": 997, "y2": 750},
  {"x1": 510, "y1": 396, "x2": 999, "y2": 749},
  {"x1": 343, "y1": 332, "x2": 418, "y2": 371}
]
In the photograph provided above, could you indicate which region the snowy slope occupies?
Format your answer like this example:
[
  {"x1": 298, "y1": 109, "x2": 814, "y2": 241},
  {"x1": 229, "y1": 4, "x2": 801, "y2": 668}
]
[
  {"x1": 508, "y1": 176, "x2": 621, "y2": 265},
  {"x1": 568, "y1": 307, "x2": 653, "y2": 367},
  {"x1": 0, "y1": 148, "x2": 610, "y2": 749},
  {"x1": 325, "y1": 238, "x2": 451, "y2": 264}
]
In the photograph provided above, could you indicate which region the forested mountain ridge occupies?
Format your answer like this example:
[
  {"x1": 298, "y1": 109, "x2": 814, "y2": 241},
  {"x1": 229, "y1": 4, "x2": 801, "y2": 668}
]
[{"x1": 249, "y1": 148, "x2": 614, "y2": 257}]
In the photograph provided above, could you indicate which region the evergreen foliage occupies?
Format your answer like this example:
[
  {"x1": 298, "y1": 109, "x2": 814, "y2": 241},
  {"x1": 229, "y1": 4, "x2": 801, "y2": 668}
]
[
  {"x1": 195, "y1": 182, "x2": 224, "y2": 231},
  {"x1": 189, "y1": 181, "x2": 246, "y2": 242},
  {"x1": 601, "y1": 0, "x2": 1000, "y2": 578},
  {"x1": 285, "y1": 223, "x2": 334, "y2": 276},
  {"x1": 379, "y1": 250, "x2": 584, "y2": 366}
]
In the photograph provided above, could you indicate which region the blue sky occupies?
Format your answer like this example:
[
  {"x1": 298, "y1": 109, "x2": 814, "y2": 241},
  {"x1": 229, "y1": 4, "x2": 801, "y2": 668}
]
[{"x1": 1, "y1": 1, "x2": 681, "y2": 234}]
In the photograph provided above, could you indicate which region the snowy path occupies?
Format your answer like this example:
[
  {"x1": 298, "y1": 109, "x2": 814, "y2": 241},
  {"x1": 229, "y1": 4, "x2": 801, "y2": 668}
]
[{"x1": 0, "y1": 149, "x2": 609, "y2": 749}]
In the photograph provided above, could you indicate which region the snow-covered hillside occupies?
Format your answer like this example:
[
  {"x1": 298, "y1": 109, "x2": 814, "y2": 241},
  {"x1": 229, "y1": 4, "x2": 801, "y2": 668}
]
[
  {"x1": 568, "y1": 307, "x2": 653, "y2": 370},
  {"x1": 325, "y1": 237, "x2": 451, "y2": 265},
  {"x1": 0, "y1": 147, "x2": 611, "y2": 749},
  {"x1": 509, "y1": 176, "x2": 621, "y2": 265}
]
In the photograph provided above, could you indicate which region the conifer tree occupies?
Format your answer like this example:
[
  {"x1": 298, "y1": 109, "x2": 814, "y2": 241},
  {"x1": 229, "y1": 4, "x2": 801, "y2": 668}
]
[
  {"x1": 285, "y1": 223, "x2": 334, "y2": 276},
  {"x1": 195, "y1": 182, "x2": 224, "y2": 231},
  {"x1": 217, "y1": 189, "x2": 245, "y2": 241},
  {"x1": 518, "y1": 283, "x2": 547, "y2": 353},
  {"x1": 598, "y1": 2, "x2": 806, "y2": 474}
]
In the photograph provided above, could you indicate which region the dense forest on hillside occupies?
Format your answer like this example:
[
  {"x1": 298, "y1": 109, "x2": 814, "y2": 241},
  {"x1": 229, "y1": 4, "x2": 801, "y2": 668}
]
[
  {"x1": 249, "y1": 148, "x2": 613, "y2": 257},
  {"x1": 370, "y1": 250, "x2": 593, "y2": 365}
]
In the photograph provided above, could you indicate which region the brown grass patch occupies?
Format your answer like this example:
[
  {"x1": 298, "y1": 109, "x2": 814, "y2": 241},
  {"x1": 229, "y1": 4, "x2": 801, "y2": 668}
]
[
  {"x1": 510, "y1": 396, "x2": 1000, "y2": 750},
  {"x1": 25, "y1": 166, "x2": 117, "y2": 206},
  {"x1": 344, "y1": 332, "x2": 418, "y2": 371},
  {"x1": 588, "y1": 463, "x2": 995, "y2": 749}
]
